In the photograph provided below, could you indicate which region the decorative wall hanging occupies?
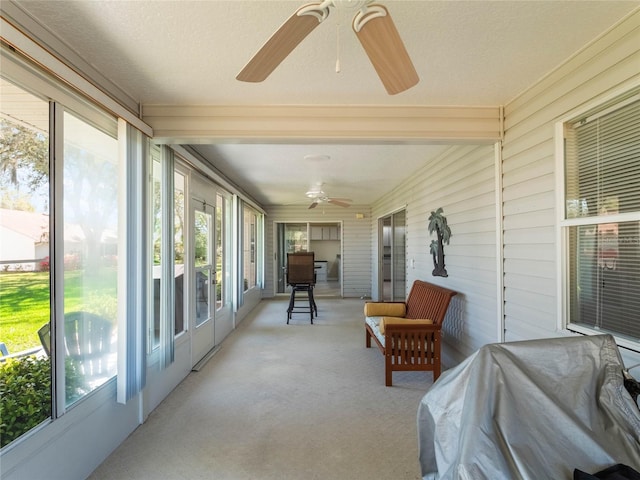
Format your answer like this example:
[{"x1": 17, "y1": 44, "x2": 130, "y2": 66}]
[{"x1": 428, "y1": 207, "x2": 451, "y2": 277}]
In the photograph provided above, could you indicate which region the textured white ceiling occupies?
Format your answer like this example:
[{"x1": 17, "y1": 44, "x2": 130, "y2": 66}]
[
  {"x1": 192, "y1": 143, "x2": 452, "y2": 206},
  {"x1": 11, "y1": 0, "x2": 640, "y2": 206}
]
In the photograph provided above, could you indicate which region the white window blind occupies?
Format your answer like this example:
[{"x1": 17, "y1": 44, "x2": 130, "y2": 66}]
[{"x1": 565, "y1": 96, "x2": 640, "y2": 344}]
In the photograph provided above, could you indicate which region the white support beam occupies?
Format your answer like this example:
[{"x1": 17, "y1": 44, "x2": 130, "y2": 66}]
[{"x1": 143, "y1": 104, "x2": 502, "y2": 144}]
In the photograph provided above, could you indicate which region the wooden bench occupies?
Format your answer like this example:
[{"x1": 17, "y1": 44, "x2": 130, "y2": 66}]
[{"x1": 364, "y1": 280, "x2": 457, "y2": 386}]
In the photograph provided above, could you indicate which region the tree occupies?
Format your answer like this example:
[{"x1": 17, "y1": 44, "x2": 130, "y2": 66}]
[
  {"x1": 0, "y1": 119, "x2": 49, "y2": 212},
  {"x1": 63, "y1": 142, "x2": 119, "y2": 272},
  {"x1": 428, "y1": 207, "x2": 451, "y2": 277}
]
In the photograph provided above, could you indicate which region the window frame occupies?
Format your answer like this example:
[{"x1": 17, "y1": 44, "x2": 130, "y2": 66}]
[
  {"x1": 556, "y1": 87, "x2": 640, "y2": 353},
  {"x1": 1, "y1": 44, "x2": 147, "y2": 442}
]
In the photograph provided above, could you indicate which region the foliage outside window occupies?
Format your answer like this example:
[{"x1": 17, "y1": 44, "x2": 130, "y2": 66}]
[
  {"x1": 563, "y1": 93, "x2": 640, "y2": 347},
  {"x1": 194, "y1": 207, "x2": 212, "y2": 327}
]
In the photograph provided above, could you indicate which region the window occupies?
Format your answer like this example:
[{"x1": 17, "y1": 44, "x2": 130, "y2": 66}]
[
  {"x1": 62, "y1": 110, "x2": 119, "y2": 406},
  {"x1": 0, "y1": 78, "x2": 51, "y2": 446},
  {"x1": 0, "y1": 64, "x2": 122, "y2": 447},
  {"x1": 194, "y1": 206, "x2": 213, "y2": 326},
  {"x1": 150, "y1": 145, "x2": 184, "y2": 365},
  {"x1": 215, "y1": 192, "x2": 232, "y2": 310},
  {"x1": 243, "y1": 206, "x2": 257, "y2": 291},
  {"x1": 562, "y1": 92, "x2": 640, "y2": 348}
]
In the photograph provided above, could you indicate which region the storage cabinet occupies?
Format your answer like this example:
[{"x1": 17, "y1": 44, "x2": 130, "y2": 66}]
[{"x1": 310, "y1": 225, "x2": 340, "y2": 240}]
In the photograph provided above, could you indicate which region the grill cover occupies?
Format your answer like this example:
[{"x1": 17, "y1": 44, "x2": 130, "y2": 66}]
[{"x1": 417, "y1": 335, "x2": 640, "y2": 479}]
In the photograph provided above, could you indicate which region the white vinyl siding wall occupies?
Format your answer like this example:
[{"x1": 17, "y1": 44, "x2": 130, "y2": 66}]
[
  {"x1": 263, "y1": 205, "x2": 372, "y2": 298},
  {"x1": 371, "y1": 144, "x2": 498, "y2": 367},
  {"x1": 502, "y1": 10, "x2": 640, "y2": 347}
]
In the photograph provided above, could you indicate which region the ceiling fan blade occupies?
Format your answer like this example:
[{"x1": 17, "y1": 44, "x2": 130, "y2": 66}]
[
  {"x1": 328, "y1": 199, "x2": 351, "y2": 208},
  {"x1": 308, "y1": 201, "x2": 318, "y2": 209},
  {"x1": 237, "y1": 3, "x2": 327, "y2": 82},
  {"x1": 352, "y1": 4, "x2": 419, "y2": 95}
]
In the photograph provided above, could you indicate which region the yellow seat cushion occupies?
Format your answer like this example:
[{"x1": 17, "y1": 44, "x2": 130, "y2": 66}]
[
  {"x1": 379, "y1": 317, "x2": 433, "y2": 334},
  {"x1": 363, "y1": 302, "x2": 406, "y2": 318}
]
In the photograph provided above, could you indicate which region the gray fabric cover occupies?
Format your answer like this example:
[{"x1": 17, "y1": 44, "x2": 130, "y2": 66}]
[{"x1": 417, "y1": 335, "x2": 640, "y2": 480}]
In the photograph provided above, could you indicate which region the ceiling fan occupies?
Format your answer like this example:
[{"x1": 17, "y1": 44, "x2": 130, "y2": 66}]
[
  {"x1": 236, "y1": 0, "x2": 419, "y2": 95},
  {"x1": 306, "y1": 188, "x2": 352, "y2": 209}
]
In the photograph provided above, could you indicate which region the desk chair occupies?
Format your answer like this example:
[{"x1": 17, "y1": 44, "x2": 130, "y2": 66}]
[{"x1": 286, "y1": 252, "x2": 317, "y2": 323}]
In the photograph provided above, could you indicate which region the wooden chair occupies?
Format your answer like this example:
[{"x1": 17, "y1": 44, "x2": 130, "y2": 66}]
[{"x1": 286, "y1": 252, "x2": 317, "y2": 323}]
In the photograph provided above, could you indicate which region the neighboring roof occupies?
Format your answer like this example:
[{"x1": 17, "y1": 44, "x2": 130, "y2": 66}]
[
  {"x1": 0, "y1": 208, "x2": 49, "y2": 242},
  {"x1": 0, "y1": 209, "x2": 116, "y2": 244}
]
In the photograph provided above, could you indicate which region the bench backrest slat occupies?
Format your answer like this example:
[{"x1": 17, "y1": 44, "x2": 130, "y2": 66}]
[{"x1": 405, "y1": 280, "x2": 457, "y2": 326}]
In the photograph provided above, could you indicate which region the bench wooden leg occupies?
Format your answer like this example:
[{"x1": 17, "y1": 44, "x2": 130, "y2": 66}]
[{"x1": 365, "y1": 328, "x2": 371, "y2": 348}]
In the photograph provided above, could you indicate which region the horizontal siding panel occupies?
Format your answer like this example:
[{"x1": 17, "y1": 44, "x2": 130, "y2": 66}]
[
  {"x1": 503, "y1": 173, "x2": 555, "y2": 201},
  {"x1": 447, "y1": 265, "x2": 496, "y2": 285},
  {"x1": 506, "y1": 272, "x2": 556, "y2": 296},
  {"x1": 504, "y1": 302, "x2": 560, "y2": 341},
  {"x1": 504, "y1": 271, "x2": 556, "y2": 298},
  {"x1": 444, "y1": 301, "x2": 499, "y2": 356},
  {"x1": 502, "y1": 191, "x2": 556, "y2": 216},
  {"x1": 502, "y1": 140, "x2": 555, "y2": 179},
  {"x1": 447, "y1": 278, "x2": 497, "y2": 303},
  {"x1": 504, "y1": 226, "x2": 555, "y2": 245},
  {"x1": 504, "y1": 321, "x2": 557, "y2": 343},
  {"x1": 503, "y1": 287, "x2": 556, "y2": 316},
  {"x1": 502, "y1": 124, "x2": 555, "y2": 163},
  {"x1": 504, "y1": 258, "x2": 555, "y2": 279},
  {"x1": 504, "y1": 244, "x2": 555, "y2": 262},
  {"x1": 449, "y1": 203, "x2": 496, "y2": 223},
  {"x1": 503, "y1": 209, "x2": 555, "y2": 230},
  {"x1": 447, "y1": 244, "x2": 496, "y2": 259},
  {"x1": 450, "y1": 230, "x2": 496, "y2": 246}
]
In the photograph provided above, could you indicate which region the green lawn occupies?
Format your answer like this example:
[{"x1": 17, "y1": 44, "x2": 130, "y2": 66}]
[{"x1": 0, "y1": 269, "x2": 117, "y2": 352}]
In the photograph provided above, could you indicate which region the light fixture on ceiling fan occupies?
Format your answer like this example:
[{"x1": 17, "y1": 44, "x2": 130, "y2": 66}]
[
  {"x1": 306, "y1": 187, "x2": 352, "y2": 209},
  {"x1": 236, "y1": 0, "x2": 419, "y2": 95}
]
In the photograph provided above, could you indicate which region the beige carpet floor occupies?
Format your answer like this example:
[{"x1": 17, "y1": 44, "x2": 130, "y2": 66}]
[{"x1": 88, "y1": 298, "x2": 434, "y2": 480}]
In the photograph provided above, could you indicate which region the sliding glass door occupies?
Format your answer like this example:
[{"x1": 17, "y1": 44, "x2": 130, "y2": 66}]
[
  {"x1": 275, "y1": 222, "x2": 342, "y2": 296},
  {"x1": 379, "y1": 210, "x2": 406, "y2": 301},
  {"x1": 276, "y1": 223, "x2": 308, "y2": 293}
]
